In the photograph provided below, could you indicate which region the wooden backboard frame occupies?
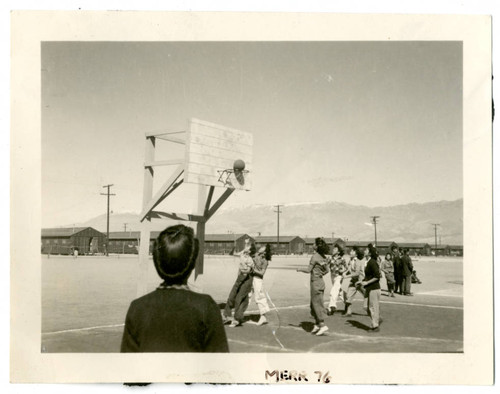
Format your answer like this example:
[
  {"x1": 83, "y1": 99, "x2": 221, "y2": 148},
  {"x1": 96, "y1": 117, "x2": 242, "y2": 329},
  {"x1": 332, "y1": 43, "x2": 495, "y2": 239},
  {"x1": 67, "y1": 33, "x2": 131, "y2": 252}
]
[
  {"x1": 137, "y1": 119, "x2": 252, "y2": 296},
  {"x1": 185, "y1": 118, "x2": 253, "y2": 191}
]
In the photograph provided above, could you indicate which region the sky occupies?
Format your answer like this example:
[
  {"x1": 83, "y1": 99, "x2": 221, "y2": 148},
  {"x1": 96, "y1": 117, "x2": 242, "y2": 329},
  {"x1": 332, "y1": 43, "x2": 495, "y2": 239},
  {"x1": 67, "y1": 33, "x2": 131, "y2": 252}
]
[{"x1": 42, "y1": 41, "x2": 463, "y2": 227}]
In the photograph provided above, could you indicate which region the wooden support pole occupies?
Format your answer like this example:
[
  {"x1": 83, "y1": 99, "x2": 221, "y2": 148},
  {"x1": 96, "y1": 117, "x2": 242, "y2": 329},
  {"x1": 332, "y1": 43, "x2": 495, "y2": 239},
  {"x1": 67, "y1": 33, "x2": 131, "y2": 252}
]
[
  {"x1": 137, "y1": 136, "x2": 155, "y2": 297},
  {"x1": 195, "y1": 185, "x2": 208, "y2": 279}
]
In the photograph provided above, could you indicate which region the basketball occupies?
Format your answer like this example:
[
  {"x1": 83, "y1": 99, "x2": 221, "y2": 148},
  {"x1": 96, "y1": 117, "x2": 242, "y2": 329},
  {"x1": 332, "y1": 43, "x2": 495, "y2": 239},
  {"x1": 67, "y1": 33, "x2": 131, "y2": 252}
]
[{"x1": 233, "y1": 159, "x2": 246, "y2": 172}]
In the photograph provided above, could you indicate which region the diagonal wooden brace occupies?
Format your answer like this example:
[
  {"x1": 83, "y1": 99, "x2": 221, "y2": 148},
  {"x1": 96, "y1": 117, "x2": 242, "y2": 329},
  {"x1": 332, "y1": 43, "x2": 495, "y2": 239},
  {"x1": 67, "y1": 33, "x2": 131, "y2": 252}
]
[
  {"x1": 205, "y1": 188, "x2": 234, "y2": 221},
  {"x1": 139, "y1": 164, "x2": 184, "y2": 222},
  {"x1": 152, "y1": 211, "x2": 205, "y2": 222}
]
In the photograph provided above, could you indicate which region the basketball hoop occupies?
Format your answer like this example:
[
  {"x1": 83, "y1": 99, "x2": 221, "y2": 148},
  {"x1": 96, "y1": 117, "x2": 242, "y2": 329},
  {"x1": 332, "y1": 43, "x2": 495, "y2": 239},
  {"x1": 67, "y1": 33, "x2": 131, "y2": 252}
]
[
  {"x1": 217, "y1": 168, "x2": 249, "y2": 188},
  {"x1": 217, "y1": 159, "x2": 249, "y2": 188}
]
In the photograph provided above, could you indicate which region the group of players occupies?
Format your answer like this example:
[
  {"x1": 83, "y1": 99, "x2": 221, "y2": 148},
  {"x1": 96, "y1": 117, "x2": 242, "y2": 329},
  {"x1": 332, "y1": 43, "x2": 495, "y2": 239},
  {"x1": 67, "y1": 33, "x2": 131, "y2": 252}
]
[
  {"x1": 297, "y1": 239, "x2": 418, "y2": 336},
  {"x1": 120, "y1": 225, "x2": 421, "y2": 352},
  {"x1": 222, "y1": 236, "x2": 420, "y2": 337},
  {"x1": 222, "y1": 238, "x2": 418, "y2": 336}
]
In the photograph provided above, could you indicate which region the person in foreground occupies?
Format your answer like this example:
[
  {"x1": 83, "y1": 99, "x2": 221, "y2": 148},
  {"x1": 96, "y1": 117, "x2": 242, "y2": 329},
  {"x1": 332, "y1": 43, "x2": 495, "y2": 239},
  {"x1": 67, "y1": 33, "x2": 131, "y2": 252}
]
[
  {"x1": 120, "y1": 225, "x2": 229, "y2": 352},
  {"x1": 296, "y1": 237, "x2": 330, "y2": 336}
]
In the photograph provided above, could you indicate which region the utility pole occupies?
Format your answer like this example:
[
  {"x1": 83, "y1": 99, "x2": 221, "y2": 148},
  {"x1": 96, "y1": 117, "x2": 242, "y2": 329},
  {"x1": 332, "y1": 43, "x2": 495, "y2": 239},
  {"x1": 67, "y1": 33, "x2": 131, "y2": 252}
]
[
  {"x1": 123, "y1": 223, "x2": 128, "y2": 232},
  {"x1": 432, "y1": 223, "x2": 440, "y2": 252},
  {"x1": 331, "y1": 232, "x2": 335, "y2": 247},
  {"x1": 101, "y1": 184, "x2": 115, "y2": 256},
  {"x1": 370, "y1": 216, "x2": 380, "y2": 246},
  {"x1": 274, "y1": 204, "x2": 282, "y2": 254}
]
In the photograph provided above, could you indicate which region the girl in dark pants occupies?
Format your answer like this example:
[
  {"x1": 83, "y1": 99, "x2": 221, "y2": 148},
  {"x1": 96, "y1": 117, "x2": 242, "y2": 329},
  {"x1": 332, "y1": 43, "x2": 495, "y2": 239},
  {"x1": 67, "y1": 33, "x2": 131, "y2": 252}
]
[
  {"x1": 362, "y1": 245, "x2": 382, "y2": 332},
  {"x1": 297, "y1": 238, "x2": 330, "y2": 336},
  {"x1": 226, "y1": 243, "x2": 257, "y2": 327},
  {"x1": 391, "y1": 246, "x2": 403, "y2": 295},
  {"x1": 222, "y1": 241, "x2": 254, "y2": 325}
]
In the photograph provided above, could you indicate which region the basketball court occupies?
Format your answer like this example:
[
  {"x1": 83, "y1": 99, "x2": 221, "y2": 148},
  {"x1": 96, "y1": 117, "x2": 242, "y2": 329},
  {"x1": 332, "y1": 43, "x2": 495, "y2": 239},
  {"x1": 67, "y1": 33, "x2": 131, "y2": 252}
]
[{"x1": 41, "y1": 255, "x2": 463, "y2": 353}]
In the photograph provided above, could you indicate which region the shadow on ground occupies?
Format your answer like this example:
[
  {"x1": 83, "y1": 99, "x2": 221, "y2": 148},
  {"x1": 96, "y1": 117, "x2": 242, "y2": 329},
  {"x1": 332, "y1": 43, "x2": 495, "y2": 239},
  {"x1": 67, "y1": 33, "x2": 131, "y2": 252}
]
[
  {"x1": 287, "y1": 321, "x2": 316, "y2": 333},
  {"x1": 345, "y1": 319, "x2": 372, "y2": 331}
]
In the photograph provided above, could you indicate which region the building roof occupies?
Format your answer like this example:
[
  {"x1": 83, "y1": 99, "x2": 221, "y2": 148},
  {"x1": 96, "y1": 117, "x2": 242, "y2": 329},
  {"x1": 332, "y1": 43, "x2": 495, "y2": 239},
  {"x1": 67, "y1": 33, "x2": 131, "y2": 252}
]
[
  {"x1": 204, "y1": 234, "x2": 251, "y2": 242},
  {"x1": 254, "y1": 235, "x2": 305, "y2": 243},
  {"x1": 397, "y1": 242, "x2": 430, "y2": 248},
  {"x1": 41, "y1": 227, "x2": 93, "y2": 237},
  {"x1": 449, "y1": 245, "x2": 463, "y2": 250},
  {"x1": 108, "y1": 231, "x2": 142, "y2": 239},
  {"x1": 345, "y1": 241, "x2": 378, "y2": 247},
  {"x1": 433, "y1": 245, "x2": 450, "y2": 250},
  {"x1": 109, "y1": 231, "x2": 162, "y2": 240},
  {"x1": 372, "y1": 241, "x2": 397, "y2": 247},
  {"x1": 107, "y1": 232, "x2": 251, "y2": 242},
  {"x1": 303, "y1": 237, "x2": 345, "y2": 244}
]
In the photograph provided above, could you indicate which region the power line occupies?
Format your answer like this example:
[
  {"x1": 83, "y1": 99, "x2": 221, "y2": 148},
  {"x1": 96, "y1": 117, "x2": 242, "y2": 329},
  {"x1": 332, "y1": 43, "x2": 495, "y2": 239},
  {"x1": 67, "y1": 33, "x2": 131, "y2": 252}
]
[
  {"x1": 100, "y1": 184, "x2": 116, "y2": 256},
  {"x1": 370, "y1": 216, "x2": 380, "y2": 246},
  {"x1": 431, "y1": 223, "x2": 440, "y2": 251}
]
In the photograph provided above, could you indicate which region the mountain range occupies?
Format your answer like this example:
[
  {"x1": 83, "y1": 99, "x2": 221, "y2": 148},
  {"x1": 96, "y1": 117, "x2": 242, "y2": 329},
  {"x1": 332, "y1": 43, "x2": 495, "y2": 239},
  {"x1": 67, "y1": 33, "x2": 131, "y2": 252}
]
[{"x1": 73, "y1": 199, "x2": 463, "y2": 245}]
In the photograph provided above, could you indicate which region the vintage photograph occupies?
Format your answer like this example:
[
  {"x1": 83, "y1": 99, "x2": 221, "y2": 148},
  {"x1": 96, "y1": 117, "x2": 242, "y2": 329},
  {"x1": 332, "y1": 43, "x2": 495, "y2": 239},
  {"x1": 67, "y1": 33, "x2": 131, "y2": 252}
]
[
  {"x1": 10, "y1": 11, "x2": 493, "y2": 385},
  {"x1": 40, "y1": 41, "x2": 464, "y2": 354}
]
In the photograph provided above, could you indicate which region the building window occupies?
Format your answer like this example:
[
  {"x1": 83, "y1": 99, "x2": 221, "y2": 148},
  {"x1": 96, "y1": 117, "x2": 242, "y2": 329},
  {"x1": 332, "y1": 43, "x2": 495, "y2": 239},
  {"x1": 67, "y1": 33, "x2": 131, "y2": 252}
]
[{"x1": 62, "y1": 239, "x2": 67, "y2": 244}]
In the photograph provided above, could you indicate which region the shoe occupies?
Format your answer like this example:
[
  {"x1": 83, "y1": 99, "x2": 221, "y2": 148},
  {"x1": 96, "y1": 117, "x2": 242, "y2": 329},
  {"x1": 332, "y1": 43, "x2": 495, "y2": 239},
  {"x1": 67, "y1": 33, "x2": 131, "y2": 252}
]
[
  {"x1": 316, "y1": 326, "x2": 329, "y2": 336},
  {"x1": 222, "y1": 316, "x2": 232, "y2": 325},
  {"x1": 371, "y1": 327, "x2": 380, "y2": 332},
  {"x1": 256, "y1": 316, "x2": 268, "y2": 326},
  {"x1": 342, "y1": 313, "x2": 352, "y2": 317},
  {"x1": 311, "y1": 325, "x2": 320, "y2": 334},
  {"x1": 327, "y1": 307, "x2": 336, "y2": 316},
  {"x1": 229, "y1": 321, "x2": 242, "y2": 328},
  {"x1": 390, "y1": 293, "x2": 395, "y2": 298},
  {"x1": 406, "y1": 293, "x2": 414, "y2": 296}
]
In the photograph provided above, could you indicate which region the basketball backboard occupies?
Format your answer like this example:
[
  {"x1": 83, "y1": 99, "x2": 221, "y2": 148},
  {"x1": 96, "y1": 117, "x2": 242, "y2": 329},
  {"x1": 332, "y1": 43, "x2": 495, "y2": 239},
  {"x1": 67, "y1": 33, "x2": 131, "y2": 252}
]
[{"x1": 184, "y1": 118, "x2": 253, "y2": 191}]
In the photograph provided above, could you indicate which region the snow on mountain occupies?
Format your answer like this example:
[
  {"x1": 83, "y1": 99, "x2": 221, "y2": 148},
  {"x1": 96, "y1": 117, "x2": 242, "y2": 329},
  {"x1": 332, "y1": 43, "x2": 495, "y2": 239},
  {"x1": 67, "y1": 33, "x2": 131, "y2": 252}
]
[{"x1": 69, "y1": 199, "x2": 462, "y2": 244}]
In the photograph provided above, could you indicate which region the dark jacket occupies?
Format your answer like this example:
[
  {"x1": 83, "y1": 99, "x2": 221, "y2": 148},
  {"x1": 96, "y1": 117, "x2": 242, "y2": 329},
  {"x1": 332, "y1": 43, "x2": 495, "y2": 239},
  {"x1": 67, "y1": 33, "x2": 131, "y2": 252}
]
[
  {"x1": 401, "y1": 255, "x2": 414, "y2": 277},
  {"x1": 392, "y1": 252, "x2": 402, "y2": 275},
  {"x1": 121, "y1": 287, "x2": 229, "y2": 353},
  {"x1": 364, "y1": 257, "x2": 381, "y2": 291}
]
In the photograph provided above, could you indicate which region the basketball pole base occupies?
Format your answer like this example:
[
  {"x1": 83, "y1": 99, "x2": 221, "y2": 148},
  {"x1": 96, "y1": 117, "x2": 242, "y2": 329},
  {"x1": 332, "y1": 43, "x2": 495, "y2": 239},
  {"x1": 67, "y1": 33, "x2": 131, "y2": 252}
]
[
  {"x1": 137, "y1": 220, "x2": 151, "y2": 298},
  {"x1": 194, "y1": 184, "x2": 207, "y2": 292}
]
